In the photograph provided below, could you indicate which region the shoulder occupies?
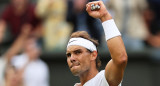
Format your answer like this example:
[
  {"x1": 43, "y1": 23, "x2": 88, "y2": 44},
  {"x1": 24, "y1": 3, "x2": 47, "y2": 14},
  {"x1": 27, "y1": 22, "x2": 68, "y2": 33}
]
[
  {"x1": 37, "y1": 59, "x2": 48, "y2": 66},
  {"x1": 74, "y1": 70, "x2": 110, "y2": 86},
  {"x1": 11, "y1": 54, "x2": 28, "y2": 69},
  {"x1": 83, "y1": 70, "x2": 109, "y2": 86},
  {"x1": 36, "y1": 59, "x2": 49, "y2": 71},
  {"x1": 99, "y1": 70, "x2": 122, "y2": 86}
]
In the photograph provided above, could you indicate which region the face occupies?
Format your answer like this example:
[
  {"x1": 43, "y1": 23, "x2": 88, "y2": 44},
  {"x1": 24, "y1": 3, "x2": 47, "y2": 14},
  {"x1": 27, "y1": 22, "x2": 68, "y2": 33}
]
[
  {"x1": 24, "y1": 38, "x2": 40, "y2": 60},
  {"x1": 11, "y1": 0, "x2": 27, "y2": 6},
  {"x1": 66, "y1": 46, "x2": 92, "y2": 76},
  {"x1": 5, "y1": 67, "x2": 19, "y2": 86}
]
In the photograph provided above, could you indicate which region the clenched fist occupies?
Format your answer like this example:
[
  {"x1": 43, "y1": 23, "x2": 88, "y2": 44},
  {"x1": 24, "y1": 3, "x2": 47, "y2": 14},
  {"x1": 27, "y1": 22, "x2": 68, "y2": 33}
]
[{"x1": 86, "y1": 1, "x2": 112, "y2": 22}]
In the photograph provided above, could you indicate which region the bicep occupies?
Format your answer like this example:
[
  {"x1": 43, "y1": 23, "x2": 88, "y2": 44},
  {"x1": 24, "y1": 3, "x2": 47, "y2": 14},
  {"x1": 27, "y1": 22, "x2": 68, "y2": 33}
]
[
  {"x1": 105, "y1": 59, "x2": 125, "y2": 86},
  {"x1": 104, "y1": 36, "x2": 127, "y2": 86}
]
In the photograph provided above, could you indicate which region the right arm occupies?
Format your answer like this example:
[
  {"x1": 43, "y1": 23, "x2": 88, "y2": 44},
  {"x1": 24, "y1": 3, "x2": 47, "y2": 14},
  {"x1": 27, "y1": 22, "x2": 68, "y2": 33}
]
[
  {"x1": 86, "y1": 1, "x2": 128, "y2": 86},
  {"x1": 0, "y1": 20, "x2": 6, "y2": 43},
  {"x1": 4, "y1": 24, "x2": 31, "y2": 62}
]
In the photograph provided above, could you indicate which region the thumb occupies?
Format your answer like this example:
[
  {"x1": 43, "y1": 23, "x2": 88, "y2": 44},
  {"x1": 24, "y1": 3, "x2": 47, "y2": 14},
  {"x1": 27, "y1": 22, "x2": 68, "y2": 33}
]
[{"x1": 86, "y1": 4, "x2": 91, "y2": 12}]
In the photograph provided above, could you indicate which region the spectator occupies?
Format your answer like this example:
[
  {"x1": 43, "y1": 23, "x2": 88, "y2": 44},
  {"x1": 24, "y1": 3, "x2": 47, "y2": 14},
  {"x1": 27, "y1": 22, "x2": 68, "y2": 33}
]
[
  {"x1": 144, "y1": 0, "x2": 160, "y2": 47},
  {"x1": 11, "y1": 36, "x2": 49, "y2": 86},
  {"x1": 36, "y1": 0, "x2": 72, "y2": 51},
  {"x1": 0, "y1": 25, "x2": 31, "y2": 86},
  {"x1": 66, "y1": 0, "x2": 104, "y2": 44},
  {"x1": 3, "y1": 65, "x2": 23, "y2": 86},
  {"x1": 3, "y1": 60, "x2": 31, "y2": 86},
  {"x1": 106, "y1": 0, "x2": 148, "y2": 50},
  {"x1": 0, "y1": 0, "x2": 42, "y2": 44}
]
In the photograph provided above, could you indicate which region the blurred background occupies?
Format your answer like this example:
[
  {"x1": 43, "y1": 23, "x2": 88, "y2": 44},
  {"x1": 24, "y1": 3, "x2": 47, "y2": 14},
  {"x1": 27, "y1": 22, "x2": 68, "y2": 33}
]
[{"x1": 0, "y1": 0, "x2": 160, "y2": 86}]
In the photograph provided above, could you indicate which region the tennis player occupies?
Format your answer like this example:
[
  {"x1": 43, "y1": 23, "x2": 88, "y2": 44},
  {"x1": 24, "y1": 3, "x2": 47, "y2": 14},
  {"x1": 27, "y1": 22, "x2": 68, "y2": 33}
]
[{"x1": 66, "y1": 1, "x2": 128, "y2": 86}]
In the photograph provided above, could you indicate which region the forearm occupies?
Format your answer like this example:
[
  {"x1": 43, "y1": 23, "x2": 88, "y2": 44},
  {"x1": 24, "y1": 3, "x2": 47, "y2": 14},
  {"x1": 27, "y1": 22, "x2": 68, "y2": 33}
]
[
  {"x1": 102, "y1": 19, "x2": 127, "y2": 65},
  {"x1": 86, "y1": 0, "x2": 127, "y2": 66},
  {"x1": 5, "y1": 34, "x2": 28, "y2": 61},
  {"x1": 0, "y1": 20, "x2": 6, "y2": 43},
  {"x1": 107, "y1": 37, "x2": 127, "y2": 65},
  {"x1": 103, "y1": 19, "x2": 127, "y2": 85},
  {"x1": 5, "y1": 25, "x2": 31, "y2": 61},
  {"x1": 86, "y1": 1, "x2": 127, "y2": 84}
]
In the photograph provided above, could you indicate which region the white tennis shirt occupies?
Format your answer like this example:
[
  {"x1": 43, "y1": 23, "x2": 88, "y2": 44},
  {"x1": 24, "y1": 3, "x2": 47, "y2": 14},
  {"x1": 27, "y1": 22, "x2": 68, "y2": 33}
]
[{"x1": 74, "y1": 70, "x2": 122, "y2": 86}]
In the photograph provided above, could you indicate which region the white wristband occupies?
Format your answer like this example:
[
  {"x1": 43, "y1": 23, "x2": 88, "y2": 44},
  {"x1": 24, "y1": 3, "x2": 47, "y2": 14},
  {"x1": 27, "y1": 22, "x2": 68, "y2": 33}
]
[{"x1": 102, "y1": 19, "x2": 121, "y2": 41}]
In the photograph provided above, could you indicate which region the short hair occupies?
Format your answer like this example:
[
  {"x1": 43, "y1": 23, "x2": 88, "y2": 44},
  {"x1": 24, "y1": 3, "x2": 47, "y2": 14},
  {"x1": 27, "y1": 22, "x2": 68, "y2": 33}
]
[{"x1": 70, "y1": 31, "x2": 101, "y2": 69}]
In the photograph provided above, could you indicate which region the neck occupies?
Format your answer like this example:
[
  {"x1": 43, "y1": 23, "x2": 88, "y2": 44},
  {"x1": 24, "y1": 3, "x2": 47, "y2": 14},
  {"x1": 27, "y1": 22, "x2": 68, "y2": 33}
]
[{"x1": 79, "y1": 67, "x2": 98, "y2": 85}]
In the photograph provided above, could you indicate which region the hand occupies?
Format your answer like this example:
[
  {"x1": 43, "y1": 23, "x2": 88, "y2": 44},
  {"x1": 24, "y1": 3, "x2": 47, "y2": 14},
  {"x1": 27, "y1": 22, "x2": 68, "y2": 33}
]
[
  {"x1": 86, "y1": 1, "x2": 112, "y2": 22},
  {"x1": 21, "y1": 24, "x2": 32, "y2": 36}
]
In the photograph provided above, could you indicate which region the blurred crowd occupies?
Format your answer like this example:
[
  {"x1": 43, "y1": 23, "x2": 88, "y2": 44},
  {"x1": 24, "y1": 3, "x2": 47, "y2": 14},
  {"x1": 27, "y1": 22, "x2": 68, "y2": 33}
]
[{"x1": 0, "y1": 0, "x2": 160, "y2": 86}]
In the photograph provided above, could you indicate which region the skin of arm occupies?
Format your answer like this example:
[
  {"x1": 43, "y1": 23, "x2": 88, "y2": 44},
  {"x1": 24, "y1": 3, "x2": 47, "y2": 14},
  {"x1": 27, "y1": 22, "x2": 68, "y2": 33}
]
[
  {"x1": 86, "y1": 1, "x2": 128, "y2": 86},
  {"x1": 4, "y1": 24, "x2": 31, "y2": 63},
  {"x1": 0, "y1": 20, "x2": 6, "y2": 43}
]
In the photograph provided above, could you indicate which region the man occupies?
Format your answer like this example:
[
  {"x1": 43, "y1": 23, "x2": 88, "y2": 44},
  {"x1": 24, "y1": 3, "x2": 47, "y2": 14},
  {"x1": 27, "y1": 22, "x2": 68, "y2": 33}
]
[
  {"x1": 0, "y1": 25, "x2": 31, "y2": 85},
  {"x1": 11, "y1": 36, "x2": 49, "y2": 86},
  {"x1": 0, "y1": 0, "x2": 41, "y2": 42},
  {"x1": 0, "y1": 24, "x2": 49, "y2": 86},
  {"x1": 66, "y1": 1, "x2": 127, "y2": 86}
]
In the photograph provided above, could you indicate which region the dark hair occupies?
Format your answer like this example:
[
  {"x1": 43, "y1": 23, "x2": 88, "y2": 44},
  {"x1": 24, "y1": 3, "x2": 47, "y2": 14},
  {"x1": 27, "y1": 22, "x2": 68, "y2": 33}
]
[{"x1": 70, "y1": 31, "x2": 101, "y2": 69}]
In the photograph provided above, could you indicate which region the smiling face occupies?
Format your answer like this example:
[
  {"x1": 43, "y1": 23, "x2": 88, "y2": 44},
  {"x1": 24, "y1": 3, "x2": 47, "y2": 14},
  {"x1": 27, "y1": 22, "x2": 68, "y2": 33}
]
[{"x1": 66, "y1": 45, "x2": 93, "y2": 76}]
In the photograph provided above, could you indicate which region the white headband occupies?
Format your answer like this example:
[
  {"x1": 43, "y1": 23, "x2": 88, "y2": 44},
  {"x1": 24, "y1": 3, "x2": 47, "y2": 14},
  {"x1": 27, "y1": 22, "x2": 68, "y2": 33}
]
[{"x1": 67, "y1": 38, "x2": 97, "y2": 51}]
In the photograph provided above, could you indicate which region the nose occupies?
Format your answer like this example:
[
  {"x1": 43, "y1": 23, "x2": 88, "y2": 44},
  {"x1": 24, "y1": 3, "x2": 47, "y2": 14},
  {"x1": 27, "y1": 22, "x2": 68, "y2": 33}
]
[{"x1": 70, "y1": 54, "x2": 76, "y2": 63}]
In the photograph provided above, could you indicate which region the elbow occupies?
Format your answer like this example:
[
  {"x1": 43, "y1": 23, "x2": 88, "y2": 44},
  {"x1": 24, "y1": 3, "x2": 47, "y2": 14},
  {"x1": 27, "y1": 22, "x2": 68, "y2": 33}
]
[
  {"x1": 121, "y1": 54, "x2": 128, "y2": 66},
  {"x1": 117, "y1": 53, "x2": 128, "y2": 66}
]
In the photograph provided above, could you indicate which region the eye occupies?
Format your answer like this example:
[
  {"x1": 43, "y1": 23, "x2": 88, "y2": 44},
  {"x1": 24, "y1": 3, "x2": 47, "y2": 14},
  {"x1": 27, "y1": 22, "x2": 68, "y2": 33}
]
[
  {"x1": 74, "y1": 50, "x2": 82, "y2": 55},
  {"x1": 66, "y1": 53, "x2": 71, "y2": 58}
]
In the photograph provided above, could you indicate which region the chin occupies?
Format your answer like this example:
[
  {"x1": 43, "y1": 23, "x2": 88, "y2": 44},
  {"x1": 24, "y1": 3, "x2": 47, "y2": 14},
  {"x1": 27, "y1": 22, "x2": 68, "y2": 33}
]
[
  {"x1": 70, "y1": 67, "x2": 81, "y2": 76},
  {"x1": 72, "y1": 72, "x2": 80, "y2": 76},
  {"x1": 71, "y1": 69, "x2": 80, "y2": 76}
]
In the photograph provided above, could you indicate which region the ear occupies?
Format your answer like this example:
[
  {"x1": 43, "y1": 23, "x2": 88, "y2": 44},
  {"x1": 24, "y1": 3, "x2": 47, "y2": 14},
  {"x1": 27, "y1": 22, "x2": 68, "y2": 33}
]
[{"x1": 90, "y1": 51, "x2": 98, "y2": 61}]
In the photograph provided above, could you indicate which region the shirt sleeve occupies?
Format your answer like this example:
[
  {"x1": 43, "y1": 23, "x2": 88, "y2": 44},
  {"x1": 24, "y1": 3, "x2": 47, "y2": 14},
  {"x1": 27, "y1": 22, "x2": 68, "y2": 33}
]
[
  {"x1": 102, "y1": 70, "x2": 122, "y2": 86},
  {"x1": 101, "y1": 70, "x2": 110, "y2": 86}
]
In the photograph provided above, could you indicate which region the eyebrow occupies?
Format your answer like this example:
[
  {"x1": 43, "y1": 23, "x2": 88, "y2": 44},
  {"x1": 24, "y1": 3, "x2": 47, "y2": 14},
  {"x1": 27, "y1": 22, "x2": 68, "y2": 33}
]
[
  {"x1": 66, "y1": 49, "x2": 82, "y2": 54},
  {"x1": 73, "y1": 49, "x2": 82, "y2": 53}
]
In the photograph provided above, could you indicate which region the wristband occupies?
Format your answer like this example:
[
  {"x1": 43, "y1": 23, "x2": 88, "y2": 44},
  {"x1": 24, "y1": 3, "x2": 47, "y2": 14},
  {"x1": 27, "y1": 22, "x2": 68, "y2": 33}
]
[{"x1": 102, "y1": 19, "x2": 121, "y2": 41}]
